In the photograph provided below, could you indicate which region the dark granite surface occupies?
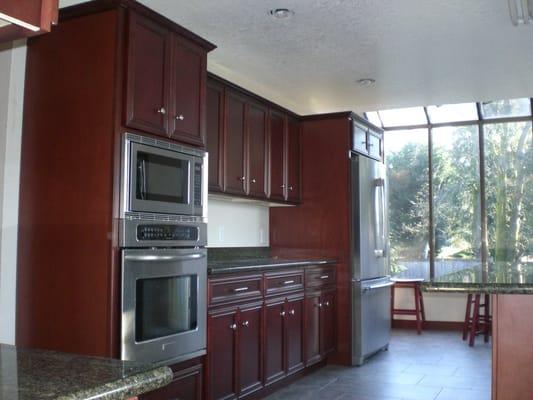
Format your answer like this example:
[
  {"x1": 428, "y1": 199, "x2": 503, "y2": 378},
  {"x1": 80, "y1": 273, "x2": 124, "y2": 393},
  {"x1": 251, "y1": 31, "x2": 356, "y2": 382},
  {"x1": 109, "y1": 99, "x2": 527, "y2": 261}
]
[
  {"x1": 421, "y1": 263, "x2": 533, "y2": 294},
  {"x1": 207, "y1": 247, "x2": 337, "y2": 275},
  {"x1": 0, "y1": 344, "x2": 173, "y2": 400}
]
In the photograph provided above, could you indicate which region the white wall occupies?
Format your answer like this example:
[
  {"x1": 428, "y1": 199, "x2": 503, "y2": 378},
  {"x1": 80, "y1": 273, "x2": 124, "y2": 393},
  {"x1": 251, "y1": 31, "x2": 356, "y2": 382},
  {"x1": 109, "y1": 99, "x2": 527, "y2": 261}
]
[
  {"x1": 207, "y1": 197, "x2": 269, "y2": 247},
  {"x1": 0, "y1": 41, "x2": 26, "y2": 345},
  {"x1": 394, "y1": 289, "x2": 467, "y2": 322}
]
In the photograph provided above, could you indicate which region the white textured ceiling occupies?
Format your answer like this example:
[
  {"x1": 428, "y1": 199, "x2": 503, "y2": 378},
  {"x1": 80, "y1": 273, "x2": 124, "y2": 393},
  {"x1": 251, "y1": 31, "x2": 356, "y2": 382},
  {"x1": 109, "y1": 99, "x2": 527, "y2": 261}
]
[{"x1": 60, "y1": 0, "x2": 533, "y2": 115}]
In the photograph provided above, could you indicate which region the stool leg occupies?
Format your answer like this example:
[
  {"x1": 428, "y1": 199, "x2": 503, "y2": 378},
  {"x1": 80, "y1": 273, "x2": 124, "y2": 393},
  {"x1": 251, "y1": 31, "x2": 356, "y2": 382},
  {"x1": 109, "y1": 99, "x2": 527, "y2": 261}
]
[
  {"x1": 414, "y1": 284, "x2": 421, "y2": 335},
  {"x1": 469, "y1": 294, "x2": 480, "y2": 347},
  {"x1": 418, "y1": 285, "x2": 426, "y2": 322},
  {"x1": 484, "y1": 294, "x2": 490, "y2": 343},
  {"x1": 391, "y1": 284, "x2": 395, "y2": 321},
  {"x1": 463, "y1": 294, "x2": 472, "y2": 341}
]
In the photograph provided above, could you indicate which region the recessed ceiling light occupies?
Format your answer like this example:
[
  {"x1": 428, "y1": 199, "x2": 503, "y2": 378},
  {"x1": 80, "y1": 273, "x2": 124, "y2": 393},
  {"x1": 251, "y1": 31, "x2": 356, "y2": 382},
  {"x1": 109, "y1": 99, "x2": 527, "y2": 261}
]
[
  {"x1": 357, "y1": 78, "x2": 376, "y2": 87},
  {"x1": 269, "y1": 8, "x2": 295, "y2": 19}
]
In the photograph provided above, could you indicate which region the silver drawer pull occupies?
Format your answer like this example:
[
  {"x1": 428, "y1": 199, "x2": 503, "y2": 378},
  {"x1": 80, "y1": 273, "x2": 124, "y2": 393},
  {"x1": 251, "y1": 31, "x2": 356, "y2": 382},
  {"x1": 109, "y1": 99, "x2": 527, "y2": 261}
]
[
  {"x1": 282, "y1": 280, "x2": 295, "y2": 285},
  {"x1": 233, "y1": 287, "x2": 249, "y2": 293},
  {"x1": 320, "y1": 275, "x2": 329, "y2": 280}
]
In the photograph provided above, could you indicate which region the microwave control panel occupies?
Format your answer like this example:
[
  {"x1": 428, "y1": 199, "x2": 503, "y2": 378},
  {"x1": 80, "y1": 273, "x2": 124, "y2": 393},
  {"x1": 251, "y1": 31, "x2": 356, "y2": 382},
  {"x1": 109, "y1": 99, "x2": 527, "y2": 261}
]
[{"x1": 137, "y1": 224, "x2": 199, "y2": 241}]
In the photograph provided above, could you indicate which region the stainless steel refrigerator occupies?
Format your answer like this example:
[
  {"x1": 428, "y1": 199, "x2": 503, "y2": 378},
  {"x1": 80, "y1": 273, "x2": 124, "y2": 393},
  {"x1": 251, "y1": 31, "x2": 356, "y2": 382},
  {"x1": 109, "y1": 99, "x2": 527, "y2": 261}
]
[{"x1": 350, "y1": 152, "x2": 393, "y2": 366}]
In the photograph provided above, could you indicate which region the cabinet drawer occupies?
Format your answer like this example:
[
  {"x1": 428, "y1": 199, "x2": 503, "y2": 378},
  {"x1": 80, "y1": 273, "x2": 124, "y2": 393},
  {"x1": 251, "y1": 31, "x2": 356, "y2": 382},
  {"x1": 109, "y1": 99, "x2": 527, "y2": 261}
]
[
  {"x1": 265, "y1": 270, "x2": 304, "y2": 296},
  {"x1": 209, "y1": 274, "x2": 263, "y2": 306},
  {"x1": 305, "y1": 266, "x2": 336, "y2": 288}
]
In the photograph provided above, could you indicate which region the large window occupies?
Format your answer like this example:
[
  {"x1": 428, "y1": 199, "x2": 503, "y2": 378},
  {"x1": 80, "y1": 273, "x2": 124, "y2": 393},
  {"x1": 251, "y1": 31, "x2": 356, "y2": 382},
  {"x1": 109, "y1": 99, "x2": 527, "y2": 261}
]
[{"x1": 368, "y1": 98, "x2": 533, "y2": 279}]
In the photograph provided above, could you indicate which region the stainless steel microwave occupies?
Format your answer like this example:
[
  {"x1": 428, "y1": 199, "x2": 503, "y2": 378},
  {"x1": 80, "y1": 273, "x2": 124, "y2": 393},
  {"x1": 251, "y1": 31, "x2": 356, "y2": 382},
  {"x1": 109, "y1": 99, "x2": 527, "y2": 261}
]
[{"x1": 121, "y1": 133, "x2": 207, "y2": 219}]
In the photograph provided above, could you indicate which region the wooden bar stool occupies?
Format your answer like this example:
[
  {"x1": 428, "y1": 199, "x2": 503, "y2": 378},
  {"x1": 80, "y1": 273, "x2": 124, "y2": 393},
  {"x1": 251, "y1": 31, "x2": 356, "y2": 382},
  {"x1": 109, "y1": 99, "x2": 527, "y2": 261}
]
[
  {"x1": 462, "y1": 293, "x2": 491, "y2": 347},
  {"x1": 391, "y1": 278, "x2": 426, "y2": 334}
]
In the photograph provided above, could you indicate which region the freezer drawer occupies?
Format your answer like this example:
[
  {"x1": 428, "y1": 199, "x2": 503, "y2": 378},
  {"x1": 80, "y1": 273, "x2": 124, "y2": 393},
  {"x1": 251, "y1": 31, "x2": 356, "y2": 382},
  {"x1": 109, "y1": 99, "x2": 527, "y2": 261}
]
[{"x1": 352, "y1": 277, "x2": 393, "y2": 366}]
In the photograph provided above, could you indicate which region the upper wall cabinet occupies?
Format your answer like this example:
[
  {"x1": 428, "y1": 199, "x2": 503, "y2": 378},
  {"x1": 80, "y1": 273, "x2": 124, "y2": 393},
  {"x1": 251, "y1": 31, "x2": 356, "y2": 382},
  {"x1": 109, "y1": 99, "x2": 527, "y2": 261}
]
[
  {"x1": 206, "y1": 74, "x2": 302, "y2": 204},
  {"x1": 0, "y1": 0, "x2": 58, "y2": 43},
  {"x1": 126, "y1": 10, "x2": 210, "y2": 147},
  {"x1": 350, "y1": 115, "x2": 383, "y2": 161}
]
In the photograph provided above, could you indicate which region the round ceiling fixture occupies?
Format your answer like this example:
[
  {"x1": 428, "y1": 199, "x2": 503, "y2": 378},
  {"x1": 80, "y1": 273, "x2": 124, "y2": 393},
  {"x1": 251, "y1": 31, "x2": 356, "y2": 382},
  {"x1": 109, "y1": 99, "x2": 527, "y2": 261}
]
[
  {"x1": 357, "y1": 78, "x2": 376, "y2": 87},
  {"x1": 269, "y1": 8, "x2": 295, "y2": 19}
]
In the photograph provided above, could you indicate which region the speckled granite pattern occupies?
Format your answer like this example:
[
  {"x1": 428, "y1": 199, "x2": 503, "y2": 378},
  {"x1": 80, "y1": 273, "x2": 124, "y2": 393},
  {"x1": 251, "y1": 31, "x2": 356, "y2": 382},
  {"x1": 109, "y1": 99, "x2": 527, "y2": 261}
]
[
  {"x1": 422, "y1": 264, "x2": 533, "y2": 294},
  {"x1": 0, "y1": 344, "x2": 173, "y2": 400}
]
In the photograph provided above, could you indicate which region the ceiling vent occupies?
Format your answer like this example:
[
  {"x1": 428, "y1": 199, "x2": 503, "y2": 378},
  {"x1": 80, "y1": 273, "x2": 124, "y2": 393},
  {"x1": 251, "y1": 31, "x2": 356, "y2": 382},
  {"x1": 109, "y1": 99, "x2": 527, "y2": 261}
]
[{"x1": 508, "y1": 0, "x2": 533, "y2": 25}]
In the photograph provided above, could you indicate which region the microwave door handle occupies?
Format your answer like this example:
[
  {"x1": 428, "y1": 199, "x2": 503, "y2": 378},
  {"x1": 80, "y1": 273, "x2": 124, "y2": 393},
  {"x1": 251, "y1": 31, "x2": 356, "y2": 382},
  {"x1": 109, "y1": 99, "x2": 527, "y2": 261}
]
[{"x1": 124, "y1": 253, "x2": 206, "y2": 262}]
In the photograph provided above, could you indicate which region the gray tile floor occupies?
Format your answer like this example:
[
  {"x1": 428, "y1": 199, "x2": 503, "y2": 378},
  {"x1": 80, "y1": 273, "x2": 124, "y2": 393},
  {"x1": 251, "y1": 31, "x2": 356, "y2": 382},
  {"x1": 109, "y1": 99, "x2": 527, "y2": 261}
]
[{"x1": 263, "y1": 330, "x2": 491, "y2": 400}]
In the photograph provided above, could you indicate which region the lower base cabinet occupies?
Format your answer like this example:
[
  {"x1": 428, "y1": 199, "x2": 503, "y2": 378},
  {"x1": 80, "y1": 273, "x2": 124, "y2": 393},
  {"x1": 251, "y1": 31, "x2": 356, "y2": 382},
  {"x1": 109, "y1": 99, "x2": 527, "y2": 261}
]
[
  {"x1": 139, "y1": 362, "x2": 203, "y2": 400},
  {"x1": 207, "y1": 265, "x2": 336, "y2": 400}
]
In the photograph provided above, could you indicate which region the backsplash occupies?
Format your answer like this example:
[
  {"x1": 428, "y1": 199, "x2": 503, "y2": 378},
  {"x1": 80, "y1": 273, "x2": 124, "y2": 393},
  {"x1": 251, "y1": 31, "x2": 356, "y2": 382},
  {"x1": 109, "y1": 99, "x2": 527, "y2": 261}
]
[
  {"x1": 207, "y1": 198, "x2": 269, "y2": 247},
  {"x1": 207, "y1": 247, "x2": 271, "y2": 262}
]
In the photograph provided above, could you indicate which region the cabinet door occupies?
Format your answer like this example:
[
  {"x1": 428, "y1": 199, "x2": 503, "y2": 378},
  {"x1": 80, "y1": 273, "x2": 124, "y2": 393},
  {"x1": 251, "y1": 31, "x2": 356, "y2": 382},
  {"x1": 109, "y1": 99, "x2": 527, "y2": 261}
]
[
  {"x1": 208, "y1": 310, "x2": 237, "y2": 400},
  {"x1": 171, "y1": 36, "x2": 207, "y2": 147},
  {"x1": 285, "y1": 297, "x2": 305, "y2": 375},
  {"x1": 352, "y1": 122, "x2": 368, "y2": 155},
  {"x1": 206, "y1": 80, "x2": 224, "y2": 192},
  {"x1": 321, "y1": 291, "x2": 336, "y2": 356},
  {"x1": 224, "y1": 91, "x2": 246, "y2": 195},
  {"x1": 264, "y1": 299, "x2": 285, "y2": 385},
  {"x1": 304, "y1": 292, "x2": 321, "y2": 366},
  {"x1": 269, "y1": 110, "x2": 286, "y2": 201},
  {"x1": 367, "y1": 131, "x2": 382, "y2": 160},
  {"x1": 238, "y1": 304, "x2": 263, "y2": 397},
  {"x1": 139, "y1": 364, "x2": 202, "y2": 400},
  {"x1": 286, "y1": 117, "x2": 301, "y2": 202},
  {"x1": 247, "y1": 101, "x2": 268, "y2": 198},
  {"x1": 126, "y1": 12, "x2": 171, "y2": 137}
]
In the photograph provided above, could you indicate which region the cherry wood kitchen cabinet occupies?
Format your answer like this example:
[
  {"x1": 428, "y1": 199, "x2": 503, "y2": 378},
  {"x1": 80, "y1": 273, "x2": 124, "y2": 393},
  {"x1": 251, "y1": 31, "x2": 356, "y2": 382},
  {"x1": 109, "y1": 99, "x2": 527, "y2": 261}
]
[
  {"x1": 0, "y1": 0, "x2": 58, "y2": 43},
  {"x1": 224, "y1": 90, "x2": 248, "y2": 196},
  {"x1": 269, "y1": 110, "x2": 286, "y2": 201},
  {"x1": 351, "y1": 115, "x2": 383, "y2": 161},
  {"x1": 206, "y1": 74, "x2": 302, "y2": 204},
  {"x1": 126, "y1": 10, "x2": 209, "y2": 146},
  {"x1": 206, "y1": 80, "x2": 225, "y2": 192},
  {"x1": 207, "y1": 265, "x2": 335, "y2": 400},
  {"x1": 17, "y1": 0, "x2": 214, "y2": 358},
  {"x1": 139, "y1": 361, "x2": 203, "y2": 400}
]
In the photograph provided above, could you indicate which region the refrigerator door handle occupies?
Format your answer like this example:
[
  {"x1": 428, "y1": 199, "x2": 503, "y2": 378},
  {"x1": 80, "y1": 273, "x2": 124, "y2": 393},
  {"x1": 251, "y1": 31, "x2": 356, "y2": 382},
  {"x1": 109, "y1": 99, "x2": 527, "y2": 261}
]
[
  {"x1": 363, "y1": 281, "x2": 395, "y2": 292},
  {"x1": 373, "y1": 178, "x2": 386, "y2": 258}
]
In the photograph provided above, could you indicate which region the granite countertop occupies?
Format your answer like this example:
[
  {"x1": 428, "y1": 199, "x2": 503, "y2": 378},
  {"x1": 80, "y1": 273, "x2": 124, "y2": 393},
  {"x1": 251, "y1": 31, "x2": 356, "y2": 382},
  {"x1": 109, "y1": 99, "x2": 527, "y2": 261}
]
[
  {"x1": 207, "y1": 247, "x2": 337, "y2": 275},
  {"x1": 0, "y1": 344, "x2": 173, "y2": 400},
  {"x1": 421, "y1": 263, "x2": 533, "y2": 294}
]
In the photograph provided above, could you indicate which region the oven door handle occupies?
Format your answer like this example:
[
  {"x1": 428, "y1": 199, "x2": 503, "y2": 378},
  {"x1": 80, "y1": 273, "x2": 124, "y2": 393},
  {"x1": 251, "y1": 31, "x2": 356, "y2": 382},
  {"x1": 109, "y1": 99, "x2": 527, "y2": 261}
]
[{"x1": 124, "y1": 253, "x2": 206, "y2": 262}]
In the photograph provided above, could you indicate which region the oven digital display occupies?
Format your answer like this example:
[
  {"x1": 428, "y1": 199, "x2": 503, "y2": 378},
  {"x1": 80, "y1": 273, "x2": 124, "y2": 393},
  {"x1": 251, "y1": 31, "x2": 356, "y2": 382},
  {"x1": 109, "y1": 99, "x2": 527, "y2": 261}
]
[{"x1": 137, "y1": 225, "x2": 199, "y2": 241}]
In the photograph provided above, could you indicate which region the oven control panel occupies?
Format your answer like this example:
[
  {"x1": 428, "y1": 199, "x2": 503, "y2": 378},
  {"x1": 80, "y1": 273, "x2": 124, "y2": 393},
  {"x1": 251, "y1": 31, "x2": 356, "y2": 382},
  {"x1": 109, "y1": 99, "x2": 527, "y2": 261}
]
[{"x1": 137, "y1": 224, "x2": 199, "y2": 241}]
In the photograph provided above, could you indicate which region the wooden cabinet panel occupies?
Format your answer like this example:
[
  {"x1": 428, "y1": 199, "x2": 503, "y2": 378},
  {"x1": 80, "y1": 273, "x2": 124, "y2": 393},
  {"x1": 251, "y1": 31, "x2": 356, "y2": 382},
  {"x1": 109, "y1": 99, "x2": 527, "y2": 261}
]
[
  {"x1": 265, "y1": 270, "x2": 304, "y2": 297},
  {"x1": 140, "y1": 364, "x2": 202, "y2": 400},
  {"x1": 352, "y1": 121, "x2": 368, "y2": 155},
  {"x1": 305, "y1": 292, "x2": 321, "y2": 366},
  {"x1": 238, "y1": 304, "x2": 263, "y2": 396},
  {"x1": 264, "y1": 299, "x2": 285, "y2": 385},
  {"x1": 126, "y1": 12, "x2": 171, "y2": 137},
  {"x1": 247, "y1": 102, "x2": 268, "y2": 198},
  {"x1": 269, "y1": 111, "x2": 286, "y2": 201},
  {"x1": 206, "y1": 81, "x2": 224, "y2": 192},
  {"x1": 285, "y1": 297, "x2": 305, "y2": 375},
  {"x1": 208, "y1": 310, "x2": 237, "y2": 400},
  {"x1": 287, "y1": 117, "x2": 301, "y2": 202},
  {"x1": 321, "y1": 291, "x2": 336, "y2": 356},
  {"x1": 208, "y1": 274, "x2": 263, "y2": 307},
  {"x1": 367, "y1": 131, "x2": 382, "y2": 160},
  {"x1": 305, "y1": 266, "x2": 336, "y2": 289},
  {"x1": 224, "y1": 91, "x2": 247, "y2": 195},
  {"x1": 171, "y1": 36, "x2": 206, "y2": 146}
]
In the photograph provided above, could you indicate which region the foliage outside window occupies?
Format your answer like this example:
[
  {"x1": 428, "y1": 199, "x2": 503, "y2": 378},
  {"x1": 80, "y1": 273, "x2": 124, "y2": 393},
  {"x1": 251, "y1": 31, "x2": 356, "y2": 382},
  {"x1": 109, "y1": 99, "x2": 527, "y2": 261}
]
[{"x1": 370, "y1": 98, "x2": 533, "y2": 279}]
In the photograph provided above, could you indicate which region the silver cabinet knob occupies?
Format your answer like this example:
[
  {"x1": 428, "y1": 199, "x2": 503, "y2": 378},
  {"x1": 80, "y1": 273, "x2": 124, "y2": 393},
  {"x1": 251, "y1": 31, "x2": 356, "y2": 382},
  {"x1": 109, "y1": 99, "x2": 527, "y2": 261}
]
[
  {"x1": 242, "y1": 320, "x2": 250, "y2": 327},
  {"x1": 280, "y1": 311, "x2": 286, "y2": 317},
  {"x1": 289, "y1": 309, "x2": 295, "y2": 316},
  {"x1": 324, "y1": 301, "x2": 330, "y2": 307},
  {"x1": 229, "y1": 323, "x2": 237, "y2": 330},
  {"x1": 176, "y1": 114, "x2": 185, "y2": 120},
  {"x1": 251, "y1": 178, "x2": 256, "y2": 184},
  {"x1": 156, "y1": 107, "x2": 166, "y2": 115},
  {"x1": 281, "y1": 184, "x2": 285, "y2": 189},
  {"x1": 289, "y1": 186, "x2": 294, "y2": 191},
  {"x1": 238, "y1": 176, "x2": 245, "y2": 181},
  {"x1": 317, "y1": 303, "x2": 323, "y2": 308}
]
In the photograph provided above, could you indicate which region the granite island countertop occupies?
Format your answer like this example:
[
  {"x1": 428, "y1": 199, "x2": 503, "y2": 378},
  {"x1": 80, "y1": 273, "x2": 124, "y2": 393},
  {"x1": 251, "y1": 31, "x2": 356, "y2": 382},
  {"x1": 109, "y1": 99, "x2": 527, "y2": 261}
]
[
  {"x1": 207, "y1": 247, "x2": 337, "y2": 275},
  {"x1": 421, "y1": 263, "x2": 533, "y2": 294},
  {"x1": 0, "y1": 344, "x2": 173, "y2": 400}
]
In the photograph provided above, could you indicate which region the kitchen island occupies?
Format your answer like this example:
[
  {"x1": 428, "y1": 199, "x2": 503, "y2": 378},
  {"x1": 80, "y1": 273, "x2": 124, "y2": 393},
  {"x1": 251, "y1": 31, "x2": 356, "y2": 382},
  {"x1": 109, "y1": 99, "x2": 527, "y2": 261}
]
[
  {"x1": 421, "y1": 264, "x2": 533, "y2": 400},
  {"x1": 0, "y1": 344, "x2": 172, "y2": 400}
]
